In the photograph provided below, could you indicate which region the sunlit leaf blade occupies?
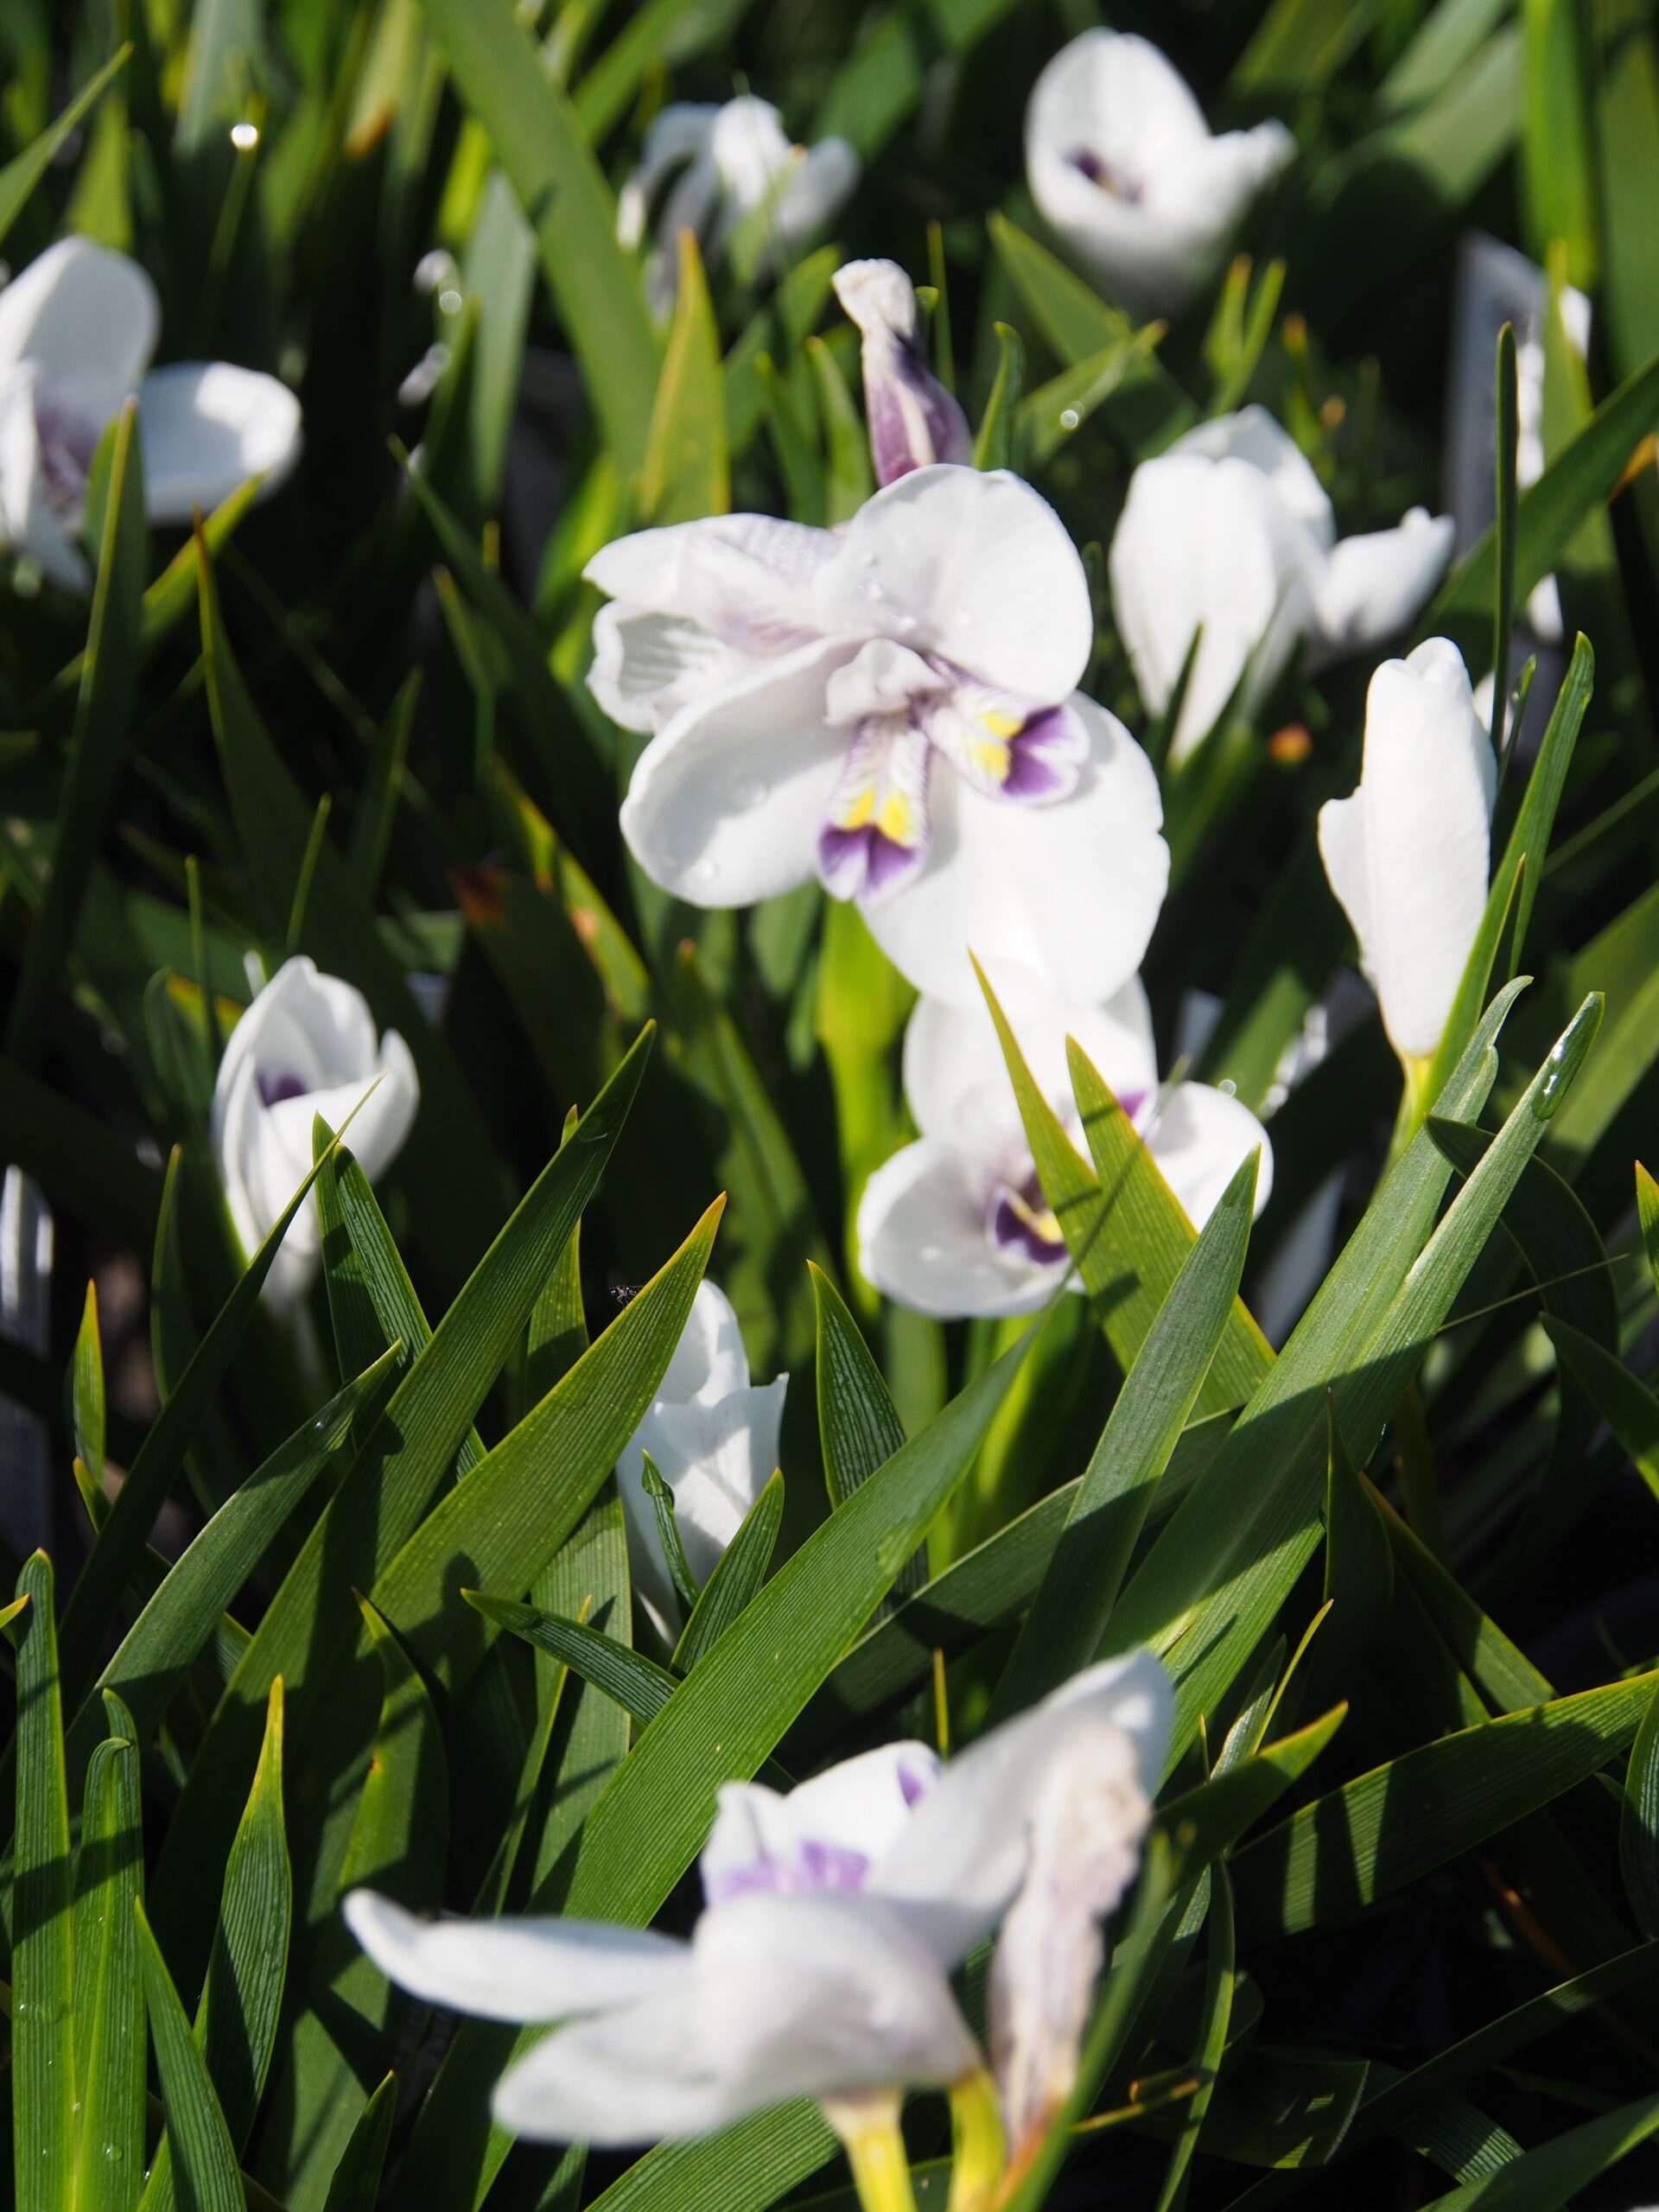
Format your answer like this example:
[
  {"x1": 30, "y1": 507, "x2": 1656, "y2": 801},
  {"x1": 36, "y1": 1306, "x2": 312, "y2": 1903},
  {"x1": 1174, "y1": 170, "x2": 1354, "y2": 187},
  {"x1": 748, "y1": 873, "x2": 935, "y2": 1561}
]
[
  {"x1": 14, "y1": 1555, "x2": 73, "y2": 2212},
  {"x1": 73, "y1": 1721, "x2": 145, "y2": 2212},
  {"x1": 640, "y1": 229, "x2": 728, "y2": 525},
  {"x1": 0, "y1": 46, "x2": 130, "y2": 245},
  {"x1": 134, "y1": 1904, "x2": 243, "y2": 2212},
  {"x1": 674, "y1": 1471, "x2": 784, "y2": 1670}
]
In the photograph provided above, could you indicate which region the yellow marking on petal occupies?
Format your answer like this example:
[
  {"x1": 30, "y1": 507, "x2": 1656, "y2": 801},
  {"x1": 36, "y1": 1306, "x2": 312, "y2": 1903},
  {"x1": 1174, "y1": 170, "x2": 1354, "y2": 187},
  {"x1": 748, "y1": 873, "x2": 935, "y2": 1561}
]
[
  {"x1": 836, "y1": 784, "x2": 876, "y2": 830},
  {"x1": 968, "y1": 734, "x2": 1011, "y2": 783},
  {"x1": 978, "y1": 708, "x2": 1021, "y2": 739},
  {"x1": 876, "y1": 790, "x2": 916, "y2": 845}
]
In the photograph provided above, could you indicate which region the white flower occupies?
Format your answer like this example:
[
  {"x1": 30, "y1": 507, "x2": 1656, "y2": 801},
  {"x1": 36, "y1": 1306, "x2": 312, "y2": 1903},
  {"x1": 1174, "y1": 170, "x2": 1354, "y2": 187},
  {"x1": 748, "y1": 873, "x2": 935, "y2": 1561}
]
[
  {"x1": 587, "y1": 463, "x2": 1168, "y2": 1009},
  {"x1": 1317, "y1": 639, "x2": 1494, "y2": 1066},
  {"x1": 1109, "y1": 406, "x2": 1455, "y2": 761},
  {"x1": 857, "y1": 974, "x2": 1272, "y2": 1319},
  {"x1": 831, "y1": 259, "x2": 970, "y2": 486},
  {"x1": 211, "y1": 957, "x2": 419, "y2": 1316},
  {"x1": 618, "y1": 97, "x2": 858, "y2": 316},
  {"x1": 0, "y1": 237, "x2": 302, "y2": 591},
  {"x1": 344, "y1": 1650, "x2": 1172, "y2": 2153},
  {"x1": 614, "y1": 1281, "x2": 786, "y2": 1639},
  {"x1": 1025, "y1": 31, "x2": 1294, "y2": 315}
]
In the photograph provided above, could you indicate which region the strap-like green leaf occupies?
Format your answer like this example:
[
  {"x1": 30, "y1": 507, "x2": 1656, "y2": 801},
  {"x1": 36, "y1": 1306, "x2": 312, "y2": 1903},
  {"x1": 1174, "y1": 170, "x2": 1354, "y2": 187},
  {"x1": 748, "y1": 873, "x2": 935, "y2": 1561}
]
[
  {"x1": 73, "y1": 1716, "x2": 144, "y2": 2212},
  {"x1": 13, "y1": 1554, "x2": 74, "y2": 2212},
  {"x1": 675, "y1": 1471, "x2": 785, "y2": 1671},
  {"x1": 134, "y1": 1905, "x2": 242, "y2": 2212}
]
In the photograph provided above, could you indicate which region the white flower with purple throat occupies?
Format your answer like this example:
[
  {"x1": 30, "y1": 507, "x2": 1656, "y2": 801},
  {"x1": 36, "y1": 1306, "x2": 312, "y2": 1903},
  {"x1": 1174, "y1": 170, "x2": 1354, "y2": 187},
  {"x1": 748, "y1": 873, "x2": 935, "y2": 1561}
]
[
  {"x1": 859, "y1": 972, "x2": 1272, "y2": 1318},
  {"x1": 586, "y1": 464, "x2": 1168, "y2": 1008}
]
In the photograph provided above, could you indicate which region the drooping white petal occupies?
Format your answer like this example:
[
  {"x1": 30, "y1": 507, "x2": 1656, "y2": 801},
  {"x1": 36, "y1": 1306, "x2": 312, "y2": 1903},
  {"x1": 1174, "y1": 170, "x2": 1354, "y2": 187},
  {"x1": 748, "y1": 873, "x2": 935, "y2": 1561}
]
[
  {"x1": 1109, "y1": 446, "x2": 1319, "y2": 761},
  {"x1": 1141, "y1": 1080, "x2": 1273, "y2": 1224},
  {"x1": 136, "y1": 360, "x2": 302, "y2": 522},
  {"x1": 815, "y1": 466, "x2": 1093, "y2": 702},
  {"x1": 0, "y1": 363, "x2": 89, "y2": 589},
  {"x1": 868, "y1": 1648, "x2": 1173, "y2": 1963},
  {"x1": 586, "y1": 512, "x2": 838, "y2": 659},
  {"x1": 863, "y1": 694, "x2": 1166, "y2": 1009},
  {"x1": 1170, "y1": 406, "x2": 1333, "y2": 543},
  {"x1": 856, "y1": 1138, "x2": 1064, "y2": 1320},
  {"x1": 1312, "y1": 507, "x2": 1455, "y2": 656},
  {"x1": 620, "y1": 639, "x2": 856, "y2": 907},
  {"x1": 492, "y1": 1892, "x2": 980, "y2": 2145},
  {"x1": 1318, "y1": 638, "x2": 1494, "y2": 1062},
  {"x1": 701, "y1": 1742, "x2": 942, "y2": 1905},
  {"x1": 587, "y1": 604, "x2": 748, "y2": 734},
  {"x1": 1025, "y1": 32, "x2": 1293, "y2": 313},
  {"x1": 0, "y1": 237, "x2": 157, "y2": 418},
  {"x1": 707, "y1": 96, "x2": 798, "y2": 211},
  {"x1": 988, "y1": 1719, "x2": 1152, "y2": 2154},
  {"x1": 617, "y1": 1379, "x2": 786, "y2": 1624},
  {"x1": 618, "y1": 103, "x2": 721, "y2": 249},
  {"x1": 342, "y1": 1890, "x2": 690, "y2": 2023}
]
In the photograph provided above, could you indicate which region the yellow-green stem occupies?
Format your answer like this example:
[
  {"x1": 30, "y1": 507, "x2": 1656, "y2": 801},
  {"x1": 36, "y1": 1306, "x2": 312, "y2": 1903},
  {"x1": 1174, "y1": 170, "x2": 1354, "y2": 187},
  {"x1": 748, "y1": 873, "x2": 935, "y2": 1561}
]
[
  {"x1": 822, "y1": 2093, "x2": 920, "y2": 2212},
  {"x1": 947, "y1": 2069, "x2": 1007, "y2": 2212}
]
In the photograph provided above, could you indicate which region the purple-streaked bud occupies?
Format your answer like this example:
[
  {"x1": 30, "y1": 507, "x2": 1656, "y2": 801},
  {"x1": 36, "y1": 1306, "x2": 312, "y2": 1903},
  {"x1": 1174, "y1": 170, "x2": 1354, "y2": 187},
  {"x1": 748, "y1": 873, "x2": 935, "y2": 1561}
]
[{"x1": 832, "y1": 258, "x2": 972, "y2": 486}]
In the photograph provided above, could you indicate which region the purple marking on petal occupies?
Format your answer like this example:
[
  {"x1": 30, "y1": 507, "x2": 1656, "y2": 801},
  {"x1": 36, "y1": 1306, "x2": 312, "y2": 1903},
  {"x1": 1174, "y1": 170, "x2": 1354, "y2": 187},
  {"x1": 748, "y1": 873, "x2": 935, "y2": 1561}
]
[
  {"x1": 1067, "y1": 148, "x2": 1145, "y2": 203},
  {"x1": 1117, "y1": 1087, "x2": 1149, "y2": 1124},
  {"x1": 864, "y1": 823, "x2": 927, "y2": 896},
  {"x1": 989, "y1": 1189, "x2": 1069, "y2": 1268},
  {"x1": 34, "y1": 397, "x2": 100, "y2": 515},
  {"x1": 703, "y1": 1839, "x2": 872, "y2": 1908},
  {"x1": 1001, "y1": 702, "x2": 1089, "y2": 802},
  {"x1": 897, "y1": 1754, "x2": 936, "y2": 1809},
  {"x1": 866, "y1": 344, "x2": 972, "y2": 486},
  {"x1": 256, "y1": 1067, "x2": 312, "y2": 1108}
]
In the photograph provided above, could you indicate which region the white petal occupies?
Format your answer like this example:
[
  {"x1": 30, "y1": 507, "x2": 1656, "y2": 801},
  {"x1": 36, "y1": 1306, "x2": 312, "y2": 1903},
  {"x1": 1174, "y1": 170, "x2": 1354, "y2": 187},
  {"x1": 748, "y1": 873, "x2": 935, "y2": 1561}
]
[
  {"x1": 709, "y1": 97, "x2": 795, "y2": 209},
  {"x1": 815, "y1": 465, "x2": 1092, "y2": 702},
  {"x1": 869, "y1": 1649, "x2": 1174, "y2": 1962},
  {"x1": 587, "y1": 603, "x2": 748, "y2": 734},
  {"x1": 1318, "y1": 638, "x2": 1493, "y2": 1061},
  {"x1": 493, "y1": 1891, "x2": 979, "y2": 2145},
  {"x1": 620, "y1": 640, "x2": 855, "y2": 907},
  {"x1": 661, "y1": 1279, "x2": 752, "y2": 1403},
  {"x1": 1312, "y1": 508, "x2": 1455, "y2": 656},
  {"x1": 856, "y1": 1138, "x2": 1063, "y2": 1320},
  {"x1": 0, "y1": 238, "x2": 156, "y2": 416},
  {"x1": 1142, "y1": 1082, "x2": 1273, "y2": 1224},
  {"x1": 0, "y1": 363, "x2": 89, "y2": 590},
  {"x1": 863, "y1": 694, "x2": 1167, "y2": 1008},
  {"x1": 777, "y1": 138, "x2": 861, "y2": 244},
  {"x1": 342, "y1": 1890, "x2": 689, "y2": 2024},
  {"x1": 136, "y1": 361, "x2": 302, "y2": 522},
  {"x1": 622, "y1": 103, "x2": 721, "y2": 243},
  {"x1": 701, "y1": 1742, "x2": 942, "y2": 1905},
  {"x1": 901, "y1": 977, "x2": 1156, "y2": 1156},
  {"x1": 1171, "y1": 406, "x2": 1332, "y2": 541},
  {"x1": 617, "y1": 1378, "x2": 787, "y2": 1621},
  {"x1": 1109, "y1": 448, "x2": 1318, "y2": 761},
  {"x1": 585, "y1": 512, "x2": 837, "y2": 657}
]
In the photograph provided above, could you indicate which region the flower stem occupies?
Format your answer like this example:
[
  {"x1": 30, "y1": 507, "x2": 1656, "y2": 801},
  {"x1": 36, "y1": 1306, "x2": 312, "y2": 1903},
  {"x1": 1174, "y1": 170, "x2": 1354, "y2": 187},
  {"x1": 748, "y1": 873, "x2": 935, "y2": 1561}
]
[
  {"x1": 822, "y1": 2093, "x2": 920, "y2": 2212},
  {"x1": 947, "y1": 2069, "x2": 1007, "y2": 2212}
]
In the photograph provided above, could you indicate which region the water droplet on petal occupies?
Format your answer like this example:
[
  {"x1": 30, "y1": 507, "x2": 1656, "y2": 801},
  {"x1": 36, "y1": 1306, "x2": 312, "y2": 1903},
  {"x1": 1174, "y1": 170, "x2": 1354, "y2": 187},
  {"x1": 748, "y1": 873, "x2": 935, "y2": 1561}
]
[
  {"x1": 858, "y1": 550, "x2": 877, "y2": 567},
  {"x1": 730, "y1": 773, "x2": 768, "y2": 810},
  {"x1": 687, "y1": 859, "x2": 717, "y2": 887}
]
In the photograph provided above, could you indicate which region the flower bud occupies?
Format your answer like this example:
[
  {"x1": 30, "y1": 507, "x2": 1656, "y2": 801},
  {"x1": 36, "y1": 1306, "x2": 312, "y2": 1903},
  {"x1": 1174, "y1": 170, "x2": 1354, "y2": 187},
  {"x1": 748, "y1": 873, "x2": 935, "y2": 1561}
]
[{"x1": 832, "y1": 259, "x2": 971, "y2": 486}]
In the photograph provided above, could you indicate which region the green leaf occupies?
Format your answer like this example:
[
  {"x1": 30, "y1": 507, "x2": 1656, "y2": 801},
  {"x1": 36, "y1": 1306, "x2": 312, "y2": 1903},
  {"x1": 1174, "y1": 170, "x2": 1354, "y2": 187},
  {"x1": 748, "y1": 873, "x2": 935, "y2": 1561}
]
[
  {"x1": 1620, "y1": 1680, "x2": 1659, "y2": 1940},
  {"x1": 1542, "y1": 1319, "x2": 1659, "y2": 1506},
  {"x1": 0, "y1": 45, "x2": 130, "y2": 245},
  {"x1": 674, "y1": 1471, "x2": 785, "y2": 1671},
  {"x1": 639, "y1": 229, "x2": 728, "y2": 525},
  {"x1": 1640, "y1": 1161, "x2": 1659, "y2": 1299},
  {"x1": 1017, "y1": 326, "x2": 1166, "y2": 468},
  {"x1": 133, "y1": 1904, "x2": 242, "y2": 2212},
  {"x1": 1520, "y1": 0, "x2": 1598, "y2": 288},
  {"x1": 258, "y1": 1607, "x2": 446, "y2": 2211},
  {"x1": 147, "y1": 1032, "x2": 651, "y2": 1978},
  {"x1": 1154, "y1": 1862, "x2": 1235, "y2": 2212},
  {"x1": 1417, "y1": 2092, "x2": 1659, "y2": 2209},
  {"x1": 990, "y1": 1148, "x2": 1260, "y2": 1719},
  {"x1": 971, "y1": 323, "x2": 1025, "y2": 471},
  {"x1": 811, "y1": 1262, "x2": 906, "y2": 1507},
  {"x1": 804, "y1": 337, "x2": 874, "y2": 524},
  {"x1": 73, "y1": 1721, "x2": 145, "y2": 2212},
  {"x1": 320, "y1": 2074, "x2": 397, "y2": 2212},
  {"x1": 200, "y1": 1680, "x2": 290, "y2": 2146},
  {"x1": 641, "y1": 1456, "x2": 702, "y2": 1620},
  {"x1": 1231, "y1": 0, "x2": 1378, "y2": 90},
  {"x1": 0, "y1": 1054, "x2": 162, "y2": 1254},
  {"x1": 62, "y1": 1345, "x2": 399, "y2": 1804},
  {"x1": 72, "y1": 1281, "x2": 106, "y2": 1487},
  {"x1": 413, "y1": 0, "x2": 658, "y2": 479},
  {"x1": 978, "y1": 961, "x2": 1273, "y2": 1412},
  {"x1": 196, "y1": 538, "x2": 505, "y2": 1299},
  {"x1": 55, "y1": 1132, "x2": 348, "y2": 1709},
  {"x1": 1491, "y1": 321, "x2": 1520, "y2": 762},
  {"x1": 14, "y1": 1555, "x2": 77, "y2": 2212},
  {"x1": 1232, "y1": 1670, "x2": 1656, "y2": 1942},
  {"x1": 1315, "y1": 1395, "x2": 1395, "y2": 1692},
  {"x1": 470, "y1": 1597, "x2": 677, "y2": 1728},
  {"x1": 1109, "y1": 985, "x2": 1598, "y2": 1758},
  {"x1": 8, "y1": 401, "x2": 146, "y2": 1072}
]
